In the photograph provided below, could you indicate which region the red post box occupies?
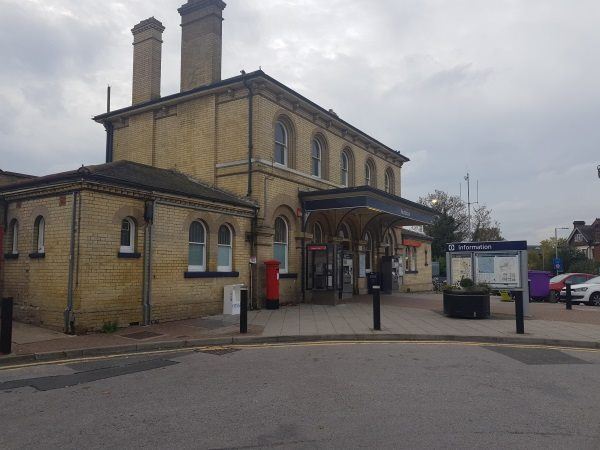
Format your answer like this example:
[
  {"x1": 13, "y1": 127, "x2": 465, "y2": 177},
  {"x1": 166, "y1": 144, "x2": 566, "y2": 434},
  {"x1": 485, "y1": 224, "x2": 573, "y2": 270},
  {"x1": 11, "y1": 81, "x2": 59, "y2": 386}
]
[{"x1": 264, "y1": 260, "x2": 280, "y2": 310}]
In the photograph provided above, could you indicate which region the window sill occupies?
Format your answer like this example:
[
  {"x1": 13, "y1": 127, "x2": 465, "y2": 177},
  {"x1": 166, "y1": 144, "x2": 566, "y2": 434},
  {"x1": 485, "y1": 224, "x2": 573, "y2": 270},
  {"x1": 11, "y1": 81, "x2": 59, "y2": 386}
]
[
  {"x1": 4, "y1": 253, "x2": 19, "y2": 260},
  {"x1": 118, "y1": 252, "x2": 142, "y2": 259},
  {"x1": 29, "y1": 252, "x2": 46, "y2": 259},
  {"x1": 405, "y1": 271, "x2": 418, "y2": 275},
  {"x1": 280, "y1": 273, "x2": 298, "y2": 279},
  {"x1": 184, "y1": 271, "x2": 240, "y2": 279}
]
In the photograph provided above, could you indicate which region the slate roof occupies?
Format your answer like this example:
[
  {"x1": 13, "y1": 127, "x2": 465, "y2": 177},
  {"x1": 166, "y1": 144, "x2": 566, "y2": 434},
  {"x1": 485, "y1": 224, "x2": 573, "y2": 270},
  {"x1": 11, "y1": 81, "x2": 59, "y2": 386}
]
[{"x1": 0, "y1": 160, "x2": 257, "y2": 209}]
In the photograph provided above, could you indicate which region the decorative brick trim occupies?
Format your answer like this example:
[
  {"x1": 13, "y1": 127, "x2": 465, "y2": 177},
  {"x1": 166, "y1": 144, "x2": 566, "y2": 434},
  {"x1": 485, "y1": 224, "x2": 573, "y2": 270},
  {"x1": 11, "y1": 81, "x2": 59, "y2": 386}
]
[
  {"x1": 184, "y1": 271, "x2": 240, "y2": 279},
  {"x1": 118, "y1": 252, "x2": 142, "y2": 259}
]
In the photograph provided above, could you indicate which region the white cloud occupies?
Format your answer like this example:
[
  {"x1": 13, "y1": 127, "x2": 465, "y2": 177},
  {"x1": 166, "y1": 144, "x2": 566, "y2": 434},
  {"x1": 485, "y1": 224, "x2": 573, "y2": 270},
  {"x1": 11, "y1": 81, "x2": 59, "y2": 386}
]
[{"x1": 1, "y1": 0, "x2": 600, "y2": 243}]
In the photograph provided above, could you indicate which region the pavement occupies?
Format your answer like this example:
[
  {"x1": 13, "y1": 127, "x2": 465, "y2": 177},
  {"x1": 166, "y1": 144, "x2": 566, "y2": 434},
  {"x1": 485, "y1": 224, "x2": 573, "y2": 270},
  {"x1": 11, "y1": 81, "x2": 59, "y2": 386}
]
[{"x1": 2, "y1": 292, "x2": 600, "y2": 366}]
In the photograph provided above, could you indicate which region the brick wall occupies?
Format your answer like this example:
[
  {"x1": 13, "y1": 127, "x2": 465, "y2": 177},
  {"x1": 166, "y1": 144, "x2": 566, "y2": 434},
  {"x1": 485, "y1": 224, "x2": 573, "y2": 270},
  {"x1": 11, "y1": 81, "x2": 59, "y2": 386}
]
[{"x1": 3, "y1": 195, "x2": 74, "y2": 330}]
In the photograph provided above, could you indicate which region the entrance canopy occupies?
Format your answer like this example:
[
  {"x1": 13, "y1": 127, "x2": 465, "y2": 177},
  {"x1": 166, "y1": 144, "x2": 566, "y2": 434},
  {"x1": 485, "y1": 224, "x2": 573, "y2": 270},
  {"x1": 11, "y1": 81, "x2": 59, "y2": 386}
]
[{"x1": 299, "y1": 186, "x2": 437, "y2": 227}]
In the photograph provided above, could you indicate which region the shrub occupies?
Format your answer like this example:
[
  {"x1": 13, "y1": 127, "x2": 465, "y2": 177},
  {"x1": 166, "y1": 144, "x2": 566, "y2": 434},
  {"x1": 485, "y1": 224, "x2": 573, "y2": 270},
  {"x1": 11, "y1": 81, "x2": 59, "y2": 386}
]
[{"x1": 101, "y1": 321, "x2": 118, "y2": 334}]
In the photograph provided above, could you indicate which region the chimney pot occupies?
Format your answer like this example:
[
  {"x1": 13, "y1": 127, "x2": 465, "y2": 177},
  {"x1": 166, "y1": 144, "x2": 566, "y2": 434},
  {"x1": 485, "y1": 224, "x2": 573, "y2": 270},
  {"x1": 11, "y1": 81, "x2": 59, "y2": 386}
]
[{"x1": 131, "y1": 17, "x2": 165, "y2": 105}]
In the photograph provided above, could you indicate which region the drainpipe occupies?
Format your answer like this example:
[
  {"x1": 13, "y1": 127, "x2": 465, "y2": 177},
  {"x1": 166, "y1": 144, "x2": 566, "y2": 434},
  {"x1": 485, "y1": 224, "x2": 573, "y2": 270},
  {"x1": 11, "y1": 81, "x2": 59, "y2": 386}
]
[
  {"x1": 242, "y1": 72, "x2": 254, "y2": 198},
  {"x1": 65, "y1": 191, "x2": 79, "y2": 334},
  {"x1": 0, "y1": 200, "x2": 6, "y2": 300},
  {"x1": 104, "y1": 121, "x2": 114, "y2": 163},
  {"x1": 301, "y1": 201, "x2": 306, "y2": 304},
  {"x1": 250, "y1": 210, "x2": 258, "y2": 309},
  {"x1": 142, "y1": 199, "x2": 156, "y2": 325}
]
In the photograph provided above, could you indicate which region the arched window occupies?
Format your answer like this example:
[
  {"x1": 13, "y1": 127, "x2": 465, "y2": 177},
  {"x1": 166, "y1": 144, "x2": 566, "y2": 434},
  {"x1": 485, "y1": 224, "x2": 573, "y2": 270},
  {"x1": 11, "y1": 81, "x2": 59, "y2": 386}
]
[
  {"x1": 189, "y1": 221, "x2": 206, "y2": 272},
  {"x1": 313, "y1": 222, "x2": 323, "y2": 243},
  {"x1": 384, "y1": 168, "x2": 395, "y2": 194},
  {"x1": 311, "y1": 139, "x2": 322, "y2": 178},
  {"x1": 34, "y1": 216, "x2": 45, "y2": 254},
  {"x1": 341, "y1": 152, "x2": 349, "y2": 187},
  {"x1": 9, "y1": 219, "x2": 18, "y2": 255},
  {"x1": 275, "y1": 121, "x2": 288, "y2": 166},
  {"x1": 365, "y1": 160, "x2": 376, "y2": 187},
  {"x1": 273, "y1": 217, "x2": 288, "y2": 273},
  {"x1": 365, "y1": 232, "x2": 373, "y2": 272},
  {"x1": 120, "y1": 218, "x2": 135, "y2": 254},
  {"x1": 217, "y1": 224, "x2": 233, "y2": 272}
]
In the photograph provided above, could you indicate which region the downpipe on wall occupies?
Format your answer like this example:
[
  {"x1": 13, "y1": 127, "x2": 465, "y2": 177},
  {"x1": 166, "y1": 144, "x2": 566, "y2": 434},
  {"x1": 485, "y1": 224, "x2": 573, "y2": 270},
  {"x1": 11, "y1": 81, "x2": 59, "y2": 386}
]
[{"x1": 65, "y1": 191, "x2": 79, "y2": 334}]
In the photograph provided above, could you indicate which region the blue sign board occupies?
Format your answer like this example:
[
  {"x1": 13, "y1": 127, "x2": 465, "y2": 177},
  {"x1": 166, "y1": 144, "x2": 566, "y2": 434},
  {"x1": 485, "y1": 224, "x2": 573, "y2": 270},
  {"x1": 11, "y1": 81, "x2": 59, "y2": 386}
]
[
  {"x1": 445, "y1": 241, "x2": 528, "y2": 253},
  {"x1": 553, "y1": 258, "x2": 563, "y2": 272}
]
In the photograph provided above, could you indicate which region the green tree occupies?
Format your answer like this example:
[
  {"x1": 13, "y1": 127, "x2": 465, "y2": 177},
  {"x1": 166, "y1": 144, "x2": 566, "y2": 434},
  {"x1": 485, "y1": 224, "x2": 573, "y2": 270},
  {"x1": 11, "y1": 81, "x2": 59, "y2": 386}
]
[{"x1": 419, "y1": 190, "x2": 504, "y2": 261}]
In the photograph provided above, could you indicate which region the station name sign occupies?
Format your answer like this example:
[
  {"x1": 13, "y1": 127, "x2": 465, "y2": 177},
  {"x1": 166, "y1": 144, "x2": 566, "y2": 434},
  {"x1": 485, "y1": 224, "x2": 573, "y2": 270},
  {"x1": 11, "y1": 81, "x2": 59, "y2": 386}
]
[{"x1": 446, "y1": 241, "x2": 527, "y2": 253}]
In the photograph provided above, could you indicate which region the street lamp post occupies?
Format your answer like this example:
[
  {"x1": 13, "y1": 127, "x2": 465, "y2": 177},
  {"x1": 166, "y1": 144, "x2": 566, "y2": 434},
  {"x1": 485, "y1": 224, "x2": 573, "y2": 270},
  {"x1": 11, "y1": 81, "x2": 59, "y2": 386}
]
[{"x1": 554, "y1": 227, "x2": 570, "y2": 275}]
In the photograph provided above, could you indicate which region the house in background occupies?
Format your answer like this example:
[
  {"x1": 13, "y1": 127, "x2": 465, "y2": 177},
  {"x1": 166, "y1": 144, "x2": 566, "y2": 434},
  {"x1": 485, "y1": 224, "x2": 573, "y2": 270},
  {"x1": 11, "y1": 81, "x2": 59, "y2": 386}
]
[{"x1": 567, "y1": 219, "x2": 600, "y2": 261}]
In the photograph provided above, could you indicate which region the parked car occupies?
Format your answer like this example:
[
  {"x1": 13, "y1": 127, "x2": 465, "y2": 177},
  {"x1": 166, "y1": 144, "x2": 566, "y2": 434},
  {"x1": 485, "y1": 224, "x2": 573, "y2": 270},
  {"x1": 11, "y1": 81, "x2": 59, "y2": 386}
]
[
  {"x1": 549, "y1": 273, "x2": 596, "y2": 302},
  {"x1": 559, "y1": 276, "x2": 600, "y2": 306}
]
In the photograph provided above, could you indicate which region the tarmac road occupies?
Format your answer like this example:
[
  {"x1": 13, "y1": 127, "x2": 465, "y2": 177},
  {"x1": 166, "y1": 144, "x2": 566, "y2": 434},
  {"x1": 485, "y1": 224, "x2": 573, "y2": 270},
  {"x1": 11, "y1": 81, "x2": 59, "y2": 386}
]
[{"x1": 1, "y1": 341, "x2": 600, "y2": 449}]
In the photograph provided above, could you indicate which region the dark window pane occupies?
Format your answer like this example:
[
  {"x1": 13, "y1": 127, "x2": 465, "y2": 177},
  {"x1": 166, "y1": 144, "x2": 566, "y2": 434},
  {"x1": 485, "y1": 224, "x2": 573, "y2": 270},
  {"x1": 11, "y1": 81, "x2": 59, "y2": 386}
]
[
  {"x1": 189, "y1": 221, "x2": 205, "y2": 243},
  {"x1": 218, "y1": 225, "x2": 231, "y2": 245}
]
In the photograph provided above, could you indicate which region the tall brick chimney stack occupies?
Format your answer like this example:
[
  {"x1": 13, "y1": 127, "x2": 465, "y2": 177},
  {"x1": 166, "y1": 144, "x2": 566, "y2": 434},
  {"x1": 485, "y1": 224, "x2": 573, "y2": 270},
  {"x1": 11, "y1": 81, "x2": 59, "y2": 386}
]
[
  {"x1": 131, "y1": 17, "x2": 165, "y2": 105},
  {"x1": 178, "y1": 0, "x2": 226, "y2": 91}
]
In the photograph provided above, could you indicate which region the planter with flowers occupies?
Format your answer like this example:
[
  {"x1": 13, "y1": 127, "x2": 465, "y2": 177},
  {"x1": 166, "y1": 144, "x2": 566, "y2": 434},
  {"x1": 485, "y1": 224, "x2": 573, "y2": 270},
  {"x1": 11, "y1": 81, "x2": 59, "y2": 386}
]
[{"x1": 443, "y1": 278, "x2": 491, "y2": 319}]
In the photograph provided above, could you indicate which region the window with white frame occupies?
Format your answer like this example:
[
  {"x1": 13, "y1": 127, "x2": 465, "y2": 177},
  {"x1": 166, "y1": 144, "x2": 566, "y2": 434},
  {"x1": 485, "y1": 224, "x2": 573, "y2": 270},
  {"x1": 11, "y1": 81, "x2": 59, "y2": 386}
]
[
  {"x1": 188, "y1": 221, "x2": 206, "y2": 272},
  {"x1": 9, "y1": 219, "x2": 18, "y2": 255},
  {"x1": 313, "y1": 222, "x2": 323, "y2": 243},
  {"x1": 275, "y1": 121, "x2": 288, "y2": 166},
  {"x1": 365, "y1": 231, "x2": 373, "y2": 272},
  {"x1": 311, "y1": 139, "x2": 322, "y2": 178},
  {"x1": 365, "y1": 160, "x2": 375, "y2": 187},
  {"x1": 34, "y1": 216, "x2": 45, "y2": 254},
  {"x1": 384, "y1": 169, "x2": 395, "y2": 194},
  {"x1": 120, "y1": 218, "x2": 135, "y2": 254},
  {"x1": 411, "y1": 247, "x2": 418, "y2": 271},
  {"x1": 341, "y1": 152, "x2": 349, "y2": 187},
  {"x1": 274, "y1": 216, "x2": 288, "y2": 273},
  {"x1": 217, "y1": 224, "x2": 233, "y2": 272}
]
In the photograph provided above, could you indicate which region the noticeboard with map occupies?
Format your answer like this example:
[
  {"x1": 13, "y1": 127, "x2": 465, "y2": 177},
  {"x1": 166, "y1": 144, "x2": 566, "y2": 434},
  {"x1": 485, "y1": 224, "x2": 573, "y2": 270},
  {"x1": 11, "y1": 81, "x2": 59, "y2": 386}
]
[
  {"x1": 450, "y1": 254, "x2": 473, "y2": 284},
  {"x1": 475, "y1": 253, "x2": 521, "y2": 288}
]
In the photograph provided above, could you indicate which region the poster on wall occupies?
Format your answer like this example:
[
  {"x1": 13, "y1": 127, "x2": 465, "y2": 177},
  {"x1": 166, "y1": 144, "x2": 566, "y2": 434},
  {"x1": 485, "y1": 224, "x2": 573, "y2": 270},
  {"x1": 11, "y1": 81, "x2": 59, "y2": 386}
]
[
  {"x1": 450, "y1": 254, "x2": 473, "y2": 284},
  {"x1": 474, "y1": 253, "x2": 521, "y2": 288}
]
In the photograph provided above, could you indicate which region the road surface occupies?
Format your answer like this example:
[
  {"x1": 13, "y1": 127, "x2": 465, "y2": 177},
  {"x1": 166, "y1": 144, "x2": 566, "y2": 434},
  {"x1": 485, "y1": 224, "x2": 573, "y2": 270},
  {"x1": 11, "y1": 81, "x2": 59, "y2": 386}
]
[{"x1": 1, "y1": 341, "x2": 599, "y2": 449}]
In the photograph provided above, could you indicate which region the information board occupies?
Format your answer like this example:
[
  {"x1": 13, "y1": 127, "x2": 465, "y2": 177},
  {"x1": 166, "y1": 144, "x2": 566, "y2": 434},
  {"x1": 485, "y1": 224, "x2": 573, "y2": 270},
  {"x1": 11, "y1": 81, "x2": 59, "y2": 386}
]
[
  {"x1": 474, "y1": 253, "x2": 521, "y2": 288},
  {"x1": 450, "y1": 254, "x2": 473, "y2": 283}
]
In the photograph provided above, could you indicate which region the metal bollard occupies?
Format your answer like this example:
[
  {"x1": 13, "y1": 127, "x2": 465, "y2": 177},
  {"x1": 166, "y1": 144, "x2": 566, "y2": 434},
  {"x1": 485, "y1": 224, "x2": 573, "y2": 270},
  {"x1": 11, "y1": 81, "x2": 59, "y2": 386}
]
[
  {"x1": 1, "y1": 298, "x2": 14, "y2": 354},
  {"x1": 240, "y1": 288, "x2": 248, "y2": 334},
  {"x1": 514, "y1": 291, "x2": 525, "y2": 335},
  {"x1": 566, "y1": 282, "x2": 572, "y2": 310},
  {"x1": 372, "y1": 286, "x2": 381, "y2": 331}
]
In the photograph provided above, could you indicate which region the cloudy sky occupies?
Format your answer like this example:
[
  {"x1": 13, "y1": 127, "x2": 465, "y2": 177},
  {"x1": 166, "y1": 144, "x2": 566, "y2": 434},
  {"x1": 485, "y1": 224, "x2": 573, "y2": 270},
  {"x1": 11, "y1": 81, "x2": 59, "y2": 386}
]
[{"x1": 1, "y1": 0, "x2": 599, "y2": 243}]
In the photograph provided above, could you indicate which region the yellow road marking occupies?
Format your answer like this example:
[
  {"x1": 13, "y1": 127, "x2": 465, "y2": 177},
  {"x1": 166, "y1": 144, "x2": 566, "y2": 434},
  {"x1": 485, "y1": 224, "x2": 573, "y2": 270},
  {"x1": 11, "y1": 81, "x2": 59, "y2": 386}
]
[{"x1": 1, "y1": 340, "x2": 599, "y2": 371}]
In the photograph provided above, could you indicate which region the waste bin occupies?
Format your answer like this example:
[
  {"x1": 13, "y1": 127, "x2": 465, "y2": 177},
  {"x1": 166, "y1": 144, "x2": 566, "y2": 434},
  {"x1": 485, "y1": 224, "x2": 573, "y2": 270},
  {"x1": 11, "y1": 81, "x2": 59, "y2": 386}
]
[
  {"x1": 223, "y1": 284, "x2": 244, "y2": 315},
  {"x1": 528, "y1": 270, "x2": 552, "y2": 301},
  {"x1": 367, "y1": 272, "x2": 380, "y2": 294}
]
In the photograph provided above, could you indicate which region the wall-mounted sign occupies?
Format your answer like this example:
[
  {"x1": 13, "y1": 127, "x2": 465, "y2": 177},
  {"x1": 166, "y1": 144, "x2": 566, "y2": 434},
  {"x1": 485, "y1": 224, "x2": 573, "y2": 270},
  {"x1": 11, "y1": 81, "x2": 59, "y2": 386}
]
[{"x1": 307, "y1": 245, "x2": 327, "y2": 251}]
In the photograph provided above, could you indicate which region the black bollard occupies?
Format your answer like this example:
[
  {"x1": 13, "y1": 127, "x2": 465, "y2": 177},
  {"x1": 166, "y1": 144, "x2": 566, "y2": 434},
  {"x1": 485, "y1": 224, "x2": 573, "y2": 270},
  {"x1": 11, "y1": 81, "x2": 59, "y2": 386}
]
[
  {"x1": 373, "y1": 285, "x2": 381, "y2": 331},
  {"x1": 566, "y1": 282, "x2": 572, "y2": 310},
  {"x1": 1, "y1": 298, "x2": 14, "y2": 354},
  {"x1": 240, "y1": 288, "x2": 248, "y2": 334},
  {"x1": 514, "y1": 291, "x2": 525, "y2": 335}
]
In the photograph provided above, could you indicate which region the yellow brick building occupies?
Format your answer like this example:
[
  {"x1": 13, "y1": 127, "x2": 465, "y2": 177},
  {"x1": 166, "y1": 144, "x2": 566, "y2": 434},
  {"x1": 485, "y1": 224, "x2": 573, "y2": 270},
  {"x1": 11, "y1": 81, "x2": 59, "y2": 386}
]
[{"x1": 1, "y1": 0, "x2": 436, "y2": 332}]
